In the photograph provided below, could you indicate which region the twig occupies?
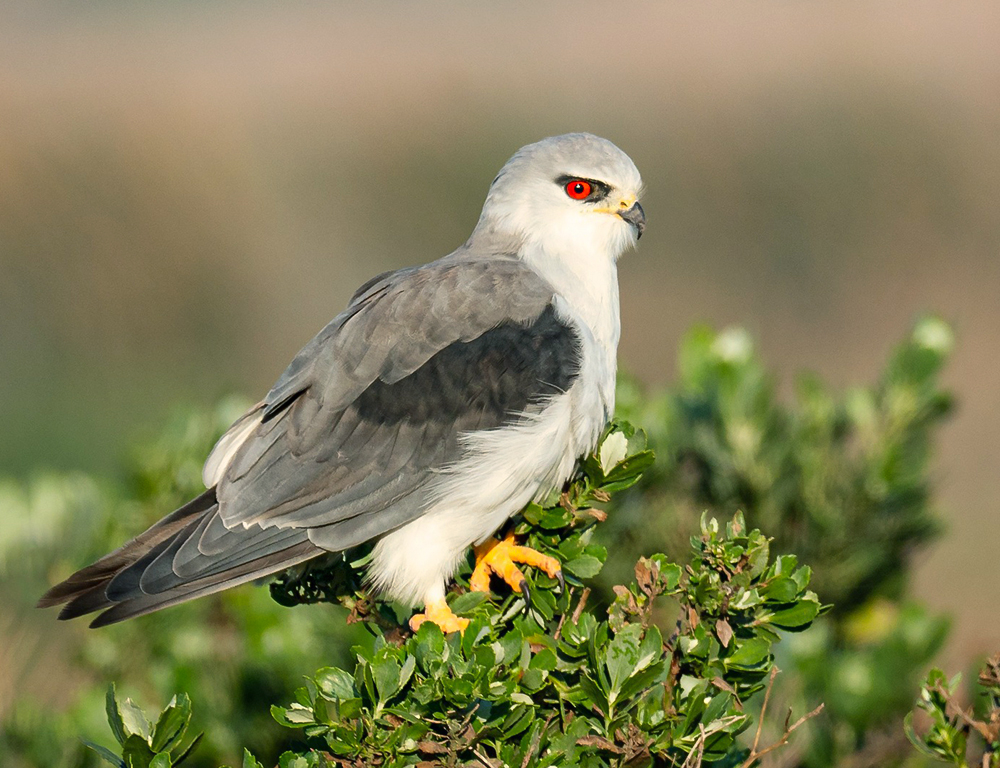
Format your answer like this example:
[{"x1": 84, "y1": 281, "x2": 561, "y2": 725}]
[
  {"x1": 520, "y1": 715, "x2": 554, "y2": 768},
  {"x1": 739, "y1": 667, "x2": 825, "y2": 768},
  {"x1": 571, "y1": 587, "x2": 591, "y2": 624},
  {"x1": 740, "y1": 705, "x2": 825, "y2": 768},
  {"x1": 680, "y1": 716, "x2": 746, "y2": 768},
  {"x1": 553, "y1": 589, "x2": 572, "y2": 642},
  {"x1": 472, "y1": 747, "x2": 498, "y2": 767},
  {"x1": 553, "y1": 586, "x2": 590, "y2": 642},
  {"x1": 750, "y1": 667, "x2": 779, "y2": 756},
  {"x1": 681, "y1": 724, "x2": 707, "y2": 768}
]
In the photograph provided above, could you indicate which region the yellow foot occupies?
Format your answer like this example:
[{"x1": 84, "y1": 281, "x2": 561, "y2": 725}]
[
  {"x1": 409, "y1": 598, "x2": 469, "y2": 634},
  {"x1": 470, "y1": 533, "x2": 563, "y2": 598}
]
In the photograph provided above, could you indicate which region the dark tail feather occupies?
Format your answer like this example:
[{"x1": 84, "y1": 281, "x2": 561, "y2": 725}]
[
  {"x1": 88, "y1": 540, "x2": 317, "y2": 627},
  {"x1": 56, "y1": 535, "x2": 180, "y2": 620},
  {"x1": 38, "y1": 487, "x2": 321, "y2": 626},
  {"x1": 37, "y1": 489, "x2": 219, "y2": 609},
  {"x1": 56, "y1": 581, "x2": 116, "y2": 619}
]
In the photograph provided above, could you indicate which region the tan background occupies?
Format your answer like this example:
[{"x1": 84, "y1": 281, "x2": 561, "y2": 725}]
[{"x1": 1, "y1": 1, "x2": 997, "y2": 667}]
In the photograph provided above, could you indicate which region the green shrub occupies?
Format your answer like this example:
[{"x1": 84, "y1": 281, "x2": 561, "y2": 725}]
[{"x1": 905, "y1": 654, "x2": 1000, "y2": 768}]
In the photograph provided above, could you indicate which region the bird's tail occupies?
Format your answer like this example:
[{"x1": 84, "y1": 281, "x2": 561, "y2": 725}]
[{"x1": 38, "y1": 488, "x2": 318, "y2": 627}]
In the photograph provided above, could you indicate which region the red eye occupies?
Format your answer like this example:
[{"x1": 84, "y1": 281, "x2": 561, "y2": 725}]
[{"x1": 565, "y1": 180, "x2": 592, "y2": 200}]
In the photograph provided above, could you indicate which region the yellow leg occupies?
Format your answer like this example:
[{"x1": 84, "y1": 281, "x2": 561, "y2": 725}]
[
  {"x1": 470, "y1": 533, "x2": 562, "y2": 595},
  {"x1": 409, "y1": 598, "x2": 469, "y2": 634}
]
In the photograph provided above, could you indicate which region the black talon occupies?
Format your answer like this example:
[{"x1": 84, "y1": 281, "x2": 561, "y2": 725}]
[
  {"x1": 555, "y1": 569, "x2": 566, "y2": 594},
  {"x1": 519, "y1": 578, "x2": 532, "y2": 607}
]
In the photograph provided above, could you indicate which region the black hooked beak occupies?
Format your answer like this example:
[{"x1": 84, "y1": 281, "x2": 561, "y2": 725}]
[{"x1": 618, "y1": 201, "x2": 646, "y2": 239}]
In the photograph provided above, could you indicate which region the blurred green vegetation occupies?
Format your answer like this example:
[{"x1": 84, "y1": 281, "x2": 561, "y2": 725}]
[{"x1": 2, "y1": 317, "x2": 989, "y2": 767}]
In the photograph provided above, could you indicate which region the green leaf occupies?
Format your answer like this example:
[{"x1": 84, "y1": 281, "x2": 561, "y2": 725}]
[
  {"x1": 170, "y1": 733, "x2": 202, "y2": 767},
  {"x1": 449, "y1": 590, "x2": 488, "y2": 614},
  {"x1": 768, "y1": 599, "x2": 821, "y2": 629},
  {"x1": 121, "y1": 734, "x2": 155, "y2": 768},
  {"x1": 600, "y1": 451, "x2": 656, "y2": 492},
  {"x1": 606, "y1": 624, "x2": 644, "y2": 700},
  {"x1": 618, "y1": 660, "x2": 667, "y2": 703},
  {"x1": 746, "y1": 537, "x2": 771, "y2": 579},
  {"x1": 315, "y1": 667, "x2": 356, "y2": 700},
  {"x1": 149, "y1": 754, "x2": 172, "y2": 768},
  {"x1": 538, "y1": 506, "x2": 574, "y2": 529},
  {"x1": 772, "y1": 554, "x2": 798, "y2": 577},
  {"x1": 271, "y1": 705, "x2": 314, "y2": 728},
  {"x1": 278, "y1": 752, "x2": 314, "y2": 768},
  {"x1": 502, "y1": 704, "x2": 536, "y2": 739},
  {"x1": 373, "y1": 656, "x2": 401, "y2": 703},
  {"x1": 522, "y1": 503, "x2": 545, "y2": 525},
  {"x1": 761, "y1": 576, "x2": 799, "y2": 602},
  {"x1": 414, "y1": 622, "x2": 445, "y2": 671},
  {"x1": 791, "y1": 565, "x2": 812, "y2": 591},
  {"x1": 106, "y1": 685, "x2": 127, "y2": 746},
  {"x1": 731, "y1": 588, "x2": 762, "y2": 610},
  {"x1": 397, "y1": 654, "x2": 416, "y2": 694},
  {"x1": 242, "y1": 749, "x2": 265, "y2": 768},
  {"x1": 359, "y1": 658, "x2": 377, "y2": 702},
  {"x1": 578, "y1": 673, "x2": 609, "y2": 717},
  {"x1": 463, "y1": 617, "x2": 492, "y2": 658},
  {"x1": 119, "y1": 698, "x2": 151, "y2": 741},
  {"x1": 520, "y1": 668, "x2": 545, "y2": 691},
  {"x1": 636, "y1": 625, "x2": 663, "y2": 672},
  {"x1": 564, "y1": 554, "x2": 603, "y2": 578},
  {"x1": 724, "y1": 637, "x2": 771, "y2": 669},
  {"x1": 151, "y1": 694, "x2": 191, "y2": 753},
  {"x1": 83, "y1": 740, "x2": 125, "y2": 768},
  {"x1": 530, "y1": 648, "x2": 558, "y2": 672},
  {"x1": 659, "y1": 561, "x2": 683, "y2": 591}
]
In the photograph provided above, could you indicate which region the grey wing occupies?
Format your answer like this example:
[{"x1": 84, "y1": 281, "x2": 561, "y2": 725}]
[{"x1": 213, "y1": 257, "x2": 582, "y2": 552}]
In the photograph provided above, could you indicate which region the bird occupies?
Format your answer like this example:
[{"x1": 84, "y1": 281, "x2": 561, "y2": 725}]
[{"x1": 39, "y1": 133, "x2": 645, "y2": 634}]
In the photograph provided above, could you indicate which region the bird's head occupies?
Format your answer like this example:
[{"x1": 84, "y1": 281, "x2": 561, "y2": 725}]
[{"x1": 474, "y1": 133, "x2": 645, "y2": 262}]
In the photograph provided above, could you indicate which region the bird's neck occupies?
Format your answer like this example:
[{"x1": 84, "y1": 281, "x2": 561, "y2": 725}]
[
  {"x1": 521, "y1": 241, "x2": 621, "y2": 356},
  {"x1": 464, "y1": 218, "x2": 623, "y2": 364},
  {"x1": 523, "y1": 239, "x2": 621, "y2": 447}
]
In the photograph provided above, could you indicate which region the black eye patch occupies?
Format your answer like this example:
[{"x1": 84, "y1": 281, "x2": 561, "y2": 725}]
[{"x1": 554, "y1": 175, "x2": 611, "y2": 203}]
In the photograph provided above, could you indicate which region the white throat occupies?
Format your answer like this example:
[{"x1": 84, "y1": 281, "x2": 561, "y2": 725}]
[
  {"x1": 518, "y1": 214, "x2": 625, "y2": 358},
  {"x1": 522, "y1": 240, "x2": 620, "y2": 355},
  {"x1": 519, "y1": 224, "x2": 623, "y2": 433}
]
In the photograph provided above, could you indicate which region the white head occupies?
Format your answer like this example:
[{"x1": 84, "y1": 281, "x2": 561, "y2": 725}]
[{"x1": 471, "y1": 133, "x2": 645, "y2": 262}]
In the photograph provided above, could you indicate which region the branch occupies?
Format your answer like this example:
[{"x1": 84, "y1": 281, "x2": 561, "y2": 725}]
[
  {"x1": 681, "y1": 716, "x2": 748, "y2": 768},
  {"x1": 930, "y1": 678, "x2": 1000, "y2": 745},
  {"x1": 739, "y1": 667, "x2": 825, "y2": 768}
]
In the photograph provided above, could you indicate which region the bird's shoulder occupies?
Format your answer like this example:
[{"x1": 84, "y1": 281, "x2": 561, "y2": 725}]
[{"x1": 261, "y1": 255, "x2": 562, "y2": 419}]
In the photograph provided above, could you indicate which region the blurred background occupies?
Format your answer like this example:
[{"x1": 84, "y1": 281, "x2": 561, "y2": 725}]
[{"x1": 1, "y1": 1, "x2": 997, "y2": 765}]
